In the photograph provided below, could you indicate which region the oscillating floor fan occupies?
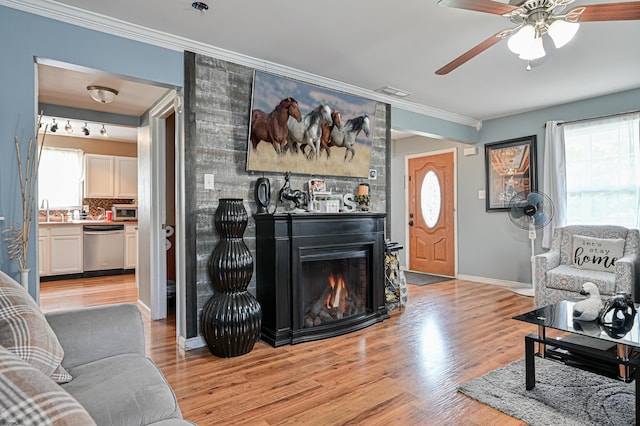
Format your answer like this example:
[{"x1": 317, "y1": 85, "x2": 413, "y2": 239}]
[{"x1": 507, "y1": 191, "x2": 554, "y2": 297}]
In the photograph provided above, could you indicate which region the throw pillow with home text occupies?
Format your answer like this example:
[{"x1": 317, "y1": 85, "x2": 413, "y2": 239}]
[{"x1": 572, "y1": 235, "x2": 625, "y2": 273}]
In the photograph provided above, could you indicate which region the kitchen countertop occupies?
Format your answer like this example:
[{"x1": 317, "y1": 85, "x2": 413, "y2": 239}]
[{"x1": 39, "y1": 220, "x2": 137, "y2": 227}]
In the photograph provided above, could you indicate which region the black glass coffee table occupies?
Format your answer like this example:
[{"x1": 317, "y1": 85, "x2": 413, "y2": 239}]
[{"x1": 513, "y1": 300, "x2": 640, "y2": 420}]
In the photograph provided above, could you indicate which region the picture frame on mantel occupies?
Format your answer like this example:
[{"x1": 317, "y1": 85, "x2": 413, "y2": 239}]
[
  {"x1": 484, "y1": 135, "x2": 537, "y2": 212},
  {"x1": 246, "y1": 70, "x2": 377, "y2": 178}
]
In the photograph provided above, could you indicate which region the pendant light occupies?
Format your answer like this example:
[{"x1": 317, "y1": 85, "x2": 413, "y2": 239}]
[
  {"x1": 100, "y1": 125, "x2": 108, "y2": 137},
  {"x1": 65, "y1": 120, "x2": 73, "y2": 134}
]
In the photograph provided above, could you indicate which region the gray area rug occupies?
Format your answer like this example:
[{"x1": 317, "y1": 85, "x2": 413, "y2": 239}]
[
  {"x1": 458, "y1": 357, "x2": 634, "y2": 426},
  {"x1": 403, "y1": 271, "x2": 451, "y2": 286}
]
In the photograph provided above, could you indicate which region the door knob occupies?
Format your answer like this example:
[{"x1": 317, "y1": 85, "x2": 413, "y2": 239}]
[
  {"x1": 409, "y1": 213, "x2": 414, "y2": 218},
  {"x1": 409, "y1": 221, "x2": 414, "y2": 226}
]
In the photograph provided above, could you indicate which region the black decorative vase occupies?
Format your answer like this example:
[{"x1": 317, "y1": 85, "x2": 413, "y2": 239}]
[
  {"x1": 202, "y1": 199, "x2": 262, "y2": 357},
  {"x1": 255, "y1": 177, "x2": 271, "y2": 214}
]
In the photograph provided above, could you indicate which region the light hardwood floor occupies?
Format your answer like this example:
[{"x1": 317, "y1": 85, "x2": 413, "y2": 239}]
[{"x1": 40, "y1": 275, "x2": 535, "y2": 426}]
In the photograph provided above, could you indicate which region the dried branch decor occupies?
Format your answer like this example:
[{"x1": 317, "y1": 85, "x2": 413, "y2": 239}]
[{"x1": 2, "y1": 116, "x2": 46, "y2": 270}]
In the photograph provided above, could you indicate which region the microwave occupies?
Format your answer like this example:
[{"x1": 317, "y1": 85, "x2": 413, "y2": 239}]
[{"x1": 112, "y1": 204, "x2": 138, "y2": 221}]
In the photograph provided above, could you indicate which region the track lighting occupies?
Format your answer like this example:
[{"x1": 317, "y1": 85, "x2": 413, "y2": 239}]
[
  {"x1": 50, "y1": 119, "x2": 58, "y2": 133},
  {"x1": 65, "y1": 120, "x2": 73, "y2": 134},
  {"x1": 100, "y1": 125, "x2": 108, "y2": 137},
  {"x1": 82, "y1": 122, "x2": 90, "y2": 136}
]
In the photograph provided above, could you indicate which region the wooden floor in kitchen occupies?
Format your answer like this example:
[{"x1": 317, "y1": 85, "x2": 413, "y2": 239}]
[{"x1": 40, "y1": 275, "x2": 535, "y2": 426}]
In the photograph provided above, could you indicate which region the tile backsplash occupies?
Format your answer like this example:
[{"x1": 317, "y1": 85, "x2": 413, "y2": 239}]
[
  {"x1": 84, "y1": 198, "x2": 135, "y2": 218},
  {"x1": 39, "y1": 198, "x2": 135, "y2": 220}
]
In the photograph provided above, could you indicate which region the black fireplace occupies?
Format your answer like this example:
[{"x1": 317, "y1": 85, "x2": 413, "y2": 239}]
[{"x1": 255, "y1": 212, "x2": 388, "y2": 347}]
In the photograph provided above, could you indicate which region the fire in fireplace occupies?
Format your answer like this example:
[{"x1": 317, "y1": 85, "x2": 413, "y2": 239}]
[{"x1": 302, "y1": 256, "x2": 367, "y2": 328}]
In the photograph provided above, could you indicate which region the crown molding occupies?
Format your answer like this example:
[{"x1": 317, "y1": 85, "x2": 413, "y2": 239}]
[{"x1": 1, "y1": 0, "x2": 482, "y2": 130}]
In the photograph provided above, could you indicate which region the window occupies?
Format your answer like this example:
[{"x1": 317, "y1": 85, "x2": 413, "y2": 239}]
[
  {"x1": 564, "y1": 113, "x2": 640, "y2": 228},
  {"x1": 38, "y1": 147, "x2": 84, "y2": 209}
]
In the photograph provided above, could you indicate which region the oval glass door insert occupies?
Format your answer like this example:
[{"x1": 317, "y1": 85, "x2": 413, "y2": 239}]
[{"x1": 421, "y1": 170, "x2": 441, "y2": 228}]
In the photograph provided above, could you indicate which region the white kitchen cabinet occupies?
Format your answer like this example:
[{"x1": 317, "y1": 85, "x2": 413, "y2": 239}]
[
  {"x1": 85, "y1": 154, "x2": 137, "y2": 199},
  {"x1": 125, "y1": 224, "x2": 138, "y2": 270},
  {"x1": 49, "y1": 226, "x2": 83, "y2": 275},
  {"x1": 38, "y1": 227, "x2": 51, "y2": 276},
  {"x1": 115, "y1": 157, "x2": 138, "y2": 198},
  {"x1": 85, "y1": 154, "x2": 115, "y2": 198}
]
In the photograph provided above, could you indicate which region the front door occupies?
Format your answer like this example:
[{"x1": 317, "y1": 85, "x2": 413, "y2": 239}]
[{"x1": 408, "y1": 151, "x2": 455, "y2": 276}]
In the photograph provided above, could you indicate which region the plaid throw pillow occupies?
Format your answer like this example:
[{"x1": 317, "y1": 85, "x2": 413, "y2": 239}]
[
  {"x1": 0, "y1": 345, "x2": 95, "y2": 425},
  {"x1": 0, "y1": 271, "x2": 72, "y2": 383}
]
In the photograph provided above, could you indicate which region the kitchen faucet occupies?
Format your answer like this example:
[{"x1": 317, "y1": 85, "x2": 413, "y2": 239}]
[
  {"x1": 40, "y1": 198, "x2": 50, "y2": 222},
  {"x1": 97, "y1": 207, "x2": 106, "y2": 221}
]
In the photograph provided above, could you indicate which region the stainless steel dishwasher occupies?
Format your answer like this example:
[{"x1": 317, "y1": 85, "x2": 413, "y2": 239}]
[{"x1": 83, "y1": 225, "x2": 125, "y2": 272}]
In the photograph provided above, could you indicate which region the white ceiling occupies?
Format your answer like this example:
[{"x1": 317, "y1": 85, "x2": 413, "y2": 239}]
[{"x1": 17, "y1": 0, "x2": 640, "y2": 134}]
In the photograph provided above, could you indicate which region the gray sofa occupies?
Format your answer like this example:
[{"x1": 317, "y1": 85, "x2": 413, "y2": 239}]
[
  {"x1": 47, "y1": 303, "x2": 194, "y2": 425},
  {"x1": 0, "y1": 269, "x2": 193, "y2": 425}
]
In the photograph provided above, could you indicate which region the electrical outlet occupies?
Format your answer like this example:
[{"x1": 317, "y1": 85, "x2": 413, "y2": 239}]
[{"x1": 204, "y1": 174, "x2": 215, "y2": 190}]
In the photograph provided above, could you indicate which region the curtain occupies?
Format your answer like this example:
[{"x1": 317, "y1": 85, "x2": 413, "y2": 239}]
[
  {"x1": 542, "y1": 121, "x2": 567, "y2": 249},
  {"x1": 563, "y1": 113, "x2": 640, "y2": 229}
]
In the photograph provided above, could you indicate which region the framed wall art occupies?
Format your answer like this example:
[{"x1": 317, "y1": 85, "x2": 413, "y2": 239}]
[
  {"x1": 246, "y1": 70, "x2": 377, "y2": 178},
  {"x1": 484, "y1": 135, "x2": 537, "y2": 212}
]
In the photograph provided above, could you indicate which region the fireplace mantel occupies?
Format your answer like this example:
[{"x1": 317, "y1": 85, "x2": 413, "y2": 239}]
[{"x1": 255, "y1": 212, "x2": 389, "y2": 347}]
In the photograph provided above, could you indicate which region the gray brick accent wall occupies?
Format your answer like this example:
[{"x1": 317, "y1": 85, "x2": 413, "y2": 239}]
[{"x1": 188, "y1": 53, "x2": 389, "y2": 336}]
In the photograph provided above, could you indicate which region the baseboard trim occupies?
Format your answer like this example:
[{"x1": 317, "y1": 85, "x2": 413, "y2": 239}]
[
  {"x1": 457, "y1": 274, "x2": 530, "y2": 289},
  {"x1": 179, "y1": 335, "x2": 206, "y2": 351},
  {"x1": 137, "y1": 300, "x2": 151, "y2": 314}
]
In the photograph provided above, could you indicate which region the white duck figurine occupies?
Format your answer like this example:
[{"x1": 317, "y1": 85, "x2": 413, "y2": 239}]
[{"x1": 572, "y1": 282, "x2": 604, "y2": 321}]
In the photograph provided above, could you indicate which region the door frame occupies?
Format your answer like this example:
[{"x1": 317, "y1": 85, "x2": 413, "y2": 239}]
[
  {"x1": 404, "y1": 148, "x2": 458, "y2": 277},
  {"x1": 147, "y1": 90, "x2": 184, "y2": 323}
]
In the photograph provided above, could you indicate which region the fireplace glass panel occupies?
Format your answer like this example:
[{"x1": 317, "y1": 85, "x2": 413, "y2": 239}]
[{"x1": 301, "y1": 253, "x2": 368, "y2": 328}]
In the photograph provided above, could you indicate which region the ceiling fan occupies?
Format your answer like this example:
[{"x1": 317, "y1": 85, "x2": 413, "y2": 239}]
[{"x1": 435, "y1": 0, "x2": 640, "y2": 74}]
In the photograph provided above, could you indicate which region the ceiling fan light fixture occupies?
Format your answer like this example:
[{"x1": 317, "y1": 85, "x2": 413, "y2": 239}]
[
  {"x1": 507, "y1": 24, "x2": 534, "y2": 55},
  {"x1": 518, "y1": 35, "x2": 546, "y2": 60},
  {"x1": 548, "y1": 19, "x2": 580, "y2": 48},
  {"x1": 65, "y1": 120, "x2": 73, "y2": 134},
  {"x1": 87, "y1": 85, "x2": 119, "y2": 104}
]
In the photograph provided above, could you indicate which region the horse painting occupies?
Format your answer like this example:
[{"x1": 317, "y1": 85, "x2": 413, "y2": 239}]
[
  {"x1": 318, "y1": 109, "x2": 342, "y2": 159},
  {"x1": 329, "y1": 114, "x2": 371, "y2": 162},
  {"x1": 250, "y1": 97, "x2": 302, "y2": 155},
  {"x1": 285, "y1": 104, "x2": 333, "y2": 159}
]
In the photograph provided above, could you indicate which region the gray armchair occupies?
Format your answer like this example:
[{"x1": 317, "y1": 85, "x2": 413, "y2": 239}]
[{"x1": 534, "y1": 225, "x2": 640, "y2": 307}]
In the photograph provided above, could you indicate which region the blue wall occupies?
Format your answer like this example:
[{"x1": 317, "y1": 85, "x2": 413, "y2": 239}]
[
  {"x1": 391, "y1": 88, "x2": 640, "y2": 284},
  {"x1": 0, "y1": 6, "x2": 183, "y2": 294}
]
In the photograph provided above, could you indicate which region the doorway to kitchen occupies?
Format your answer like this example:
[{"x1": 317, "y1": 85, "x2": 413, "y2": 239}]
[{"x1": 35, "y1": 59, "x2": 184, "y2": 334}]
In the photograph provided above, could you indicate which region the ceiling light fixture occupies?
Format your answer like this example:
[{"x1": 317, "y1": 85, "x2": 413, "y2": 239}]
[
  {"x1": 100, "y1": 125, "x2": 108, "y2": 137},
  {"x1": 65, "y1": 120, "x2": 73, "y2": 134},
  {"x1": 87, "y1": 85, "x2": 119, "y2": 104},
  {"x1": 505, "y1": 0, "x2": 581, "y2": 63},
  {"x1": 82, "y1": 122, "x2": 90, "y2": 136},
  {"x1": 50, "y1": 119, "x2": 58, "y2": 133}
]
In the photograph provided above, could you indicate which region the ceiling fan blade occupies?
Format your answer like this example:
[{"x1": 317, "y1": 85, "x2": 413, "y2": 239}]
[
  {"x1": 437, "y1": 0, "x2": 519, "y2": 15},
  {"x1": 570, "y1": 2, "x2": 640, "y2": 22},
  {"x1": 436, "y1": 29, "x2": 513, "y2": 75}
]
